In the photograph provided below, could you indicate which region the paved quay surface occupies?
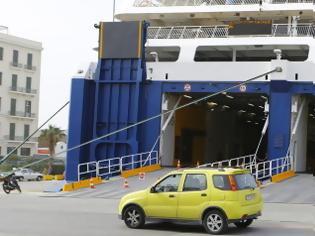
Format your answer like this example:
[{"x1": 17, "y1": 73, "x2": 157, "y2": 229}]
[{"x1": 0, "y1": 170, "x2": 313, "y2": 236}]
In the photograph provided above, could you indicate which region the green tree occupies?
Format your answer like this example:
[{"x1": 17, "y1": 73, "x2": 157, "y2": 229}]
[{"x1": 39, "y1": 125, "x2": 65, "y2": 157}]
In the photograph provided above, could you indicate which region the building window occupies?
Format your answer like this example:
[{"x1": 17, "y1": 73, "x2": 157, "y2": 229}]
[
  {"x1": 25, "y1": 100, "x2": 31, "y2": 116},
  {"x1": 12, "y1": 50, "x2": 19, "y2": 66},
  {"x1": 12, "y1": 74, "x2": 17, "y2": 91},
  {"x1": 9, "y1": 123, "x2": 15, "y2": 140},
  {"x1": 21, "y1": 148, "x2": 31, "y2": 157},
  {"x1": 26, "y1": 77, "x2": 32, "y2": 93},
  {"x1": 27, "y1": 53, "x2": 33, "y2": 69},
  {"x1": 24, "y1": 124, "x2": 30, "y2": 139},
  {"x1": 0, "y1": 47, "x2": 3, "y2": 60},
  {"x1": 10, "y1": 98, "x2": 16, "y2": 116},
  {"x1": 7, "y1": 147, "x2": 17, "y2": 155},
  {"x1": 0, "y1": 72, "x2": 2, "y2": 85}
]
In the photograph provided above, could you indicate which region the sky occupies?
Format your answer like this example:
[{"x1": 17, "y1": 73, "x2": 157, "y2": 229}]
[{"x1": 0, "y1": 0, "x2": 129, "y2": 130}]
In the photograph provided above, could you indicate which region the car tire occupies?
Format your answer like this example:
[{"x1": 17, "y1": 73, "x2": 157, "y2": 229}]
[
  {"x1": 36, "y1": 176, "x2": 43, "y2": 181},
  {"x1": 203, "y1": 210, "x2": 228, "y2": 235},
  {"x1": 123, "y1": 205, "x2": 145, "y2": 229},
  {"x1": 234, "y1": 219, "x2": 253, "y2": 228},
  {"x1": 18, "y1": 177, "x2": 24, "y2": 182}
]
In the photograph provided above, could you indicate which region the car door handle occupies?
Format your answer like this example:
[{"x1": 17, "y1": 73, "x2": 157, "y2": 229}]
[
  {"x1": 201, "y1": 193, "x2": 207, "y2": 197},
  {"x1": 169, "y1": 194, "x2": 175, "y2": 198}
]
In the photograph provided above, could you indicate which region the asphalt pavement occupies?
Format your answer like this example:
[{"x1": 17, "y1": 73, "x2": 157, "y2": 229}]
[{"x1": 0, "y1": 170, "x2": 314, "y2": 236}]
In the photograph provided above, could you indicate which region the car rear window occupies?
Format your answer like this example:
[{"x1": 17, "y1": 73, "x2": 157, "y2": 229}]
[
  {"x1": 233, "y1": 173, "x2": 257, "y2": 190},
  {"x1": 213, "y1": 173, "x2": 257, "y2": 191}
]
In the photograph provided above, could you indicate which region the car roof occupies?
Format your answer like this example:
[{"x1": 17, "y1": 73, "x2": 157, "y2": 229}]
[{"x1": 168, "y1": 168, "x2": 250, "y2": 175}]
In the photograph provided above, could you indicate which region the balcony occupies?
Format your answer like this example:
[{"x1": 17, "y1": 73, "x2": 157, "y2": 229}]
[
  {"x1": 8, "y1": 111, "x2": 36, "y2": 119},
  {"x1": 10, "y1": 62, "x2": 23, "y2": 69},
  {"x1": 147, "y1": 24, "x2": 315, "y2": 39},
  {"x1": 134, "y1": 0, "x2": 314, "y2": 7},
  {"x1": 4, "y1": 135, "x2": 37, "y2": 143},
  {"x1": 9, "y1": 86, "x2": 37, "y2": 95},
  {"x1": 24, "y1": 64, "x2": 37, "y2": 72}
]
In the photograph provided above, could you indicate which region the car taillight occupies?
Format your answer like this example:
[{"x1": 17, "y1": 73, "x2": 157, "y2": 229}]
[{"x1": 228, "y1": 175, "x2": 237, "y2": 191}]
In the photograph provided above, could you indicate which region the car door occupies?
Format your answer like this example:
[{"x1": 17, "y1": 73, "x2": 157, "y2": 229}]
[
  {"x1": 21, "y1": 170, "x2": 29, "y2": 180},
  {"x1": 177, "y1": 173, "x2": 209, "y2": 220},
  {"x1": 145, "y1": 174, "x2": 182, "y2": 219}
]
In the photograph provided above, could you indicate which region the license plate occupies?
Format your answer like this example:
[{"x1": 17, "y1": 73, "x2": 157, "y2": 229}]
[{"x1": 246, "y1": 193, "x2": 255, "y2": 201}]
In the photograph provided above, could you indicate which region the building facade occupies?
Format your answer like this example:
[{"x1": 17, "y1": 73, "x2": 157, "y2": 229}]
[{"x1": 0, "y1": 31, "x2": 42, "y2": 157}]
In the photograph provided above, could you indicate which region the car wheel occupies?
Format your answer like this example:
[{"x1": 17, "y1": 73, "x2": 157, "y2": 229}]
[
  {"x1": 203, "y1": 210, "x2": 228, "y2": 235},
  {"x1": 123, "y1": 205, "x2": 145, "y2": 229},
  {"x1": 234, "y1": 219, "x2": 253, "y2": 228},
  {"x1": 36, "y1": 176, "x2": 43, "y2": 181},
  {"x1": 18, "y1": 177, "x2": 24, "y2": 182}
]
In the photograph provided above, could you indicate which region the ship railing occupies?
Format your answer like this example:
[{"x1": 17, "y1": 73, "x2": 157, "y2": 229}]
[
  {"x1": 198, "y1": 154, "x2": 256, "y2": 168},
  {"x1": 254, "y1": 156, "x2": 292, "y2": 180},
  {"x1": 77, "y1": 151, "x2": 159, "y2": 181},
  {"x1": 134, "y1": 0, "x2": 313, "y2": 6},
  {"x1": 148, "y1": 24, "x2": 314, "y2": 39}
]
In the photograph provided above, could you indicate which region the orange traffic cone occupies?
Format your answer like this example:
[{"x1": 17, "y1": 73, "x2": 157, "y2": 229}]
[
  {"x1": 89, "y1": 178, "x2": 95, "y2": 189},
  {"x1": 123, "y1": 178, "x2": 129, "y2": 188},
  {"x1": 177, "y1": 160, "x2": 181, "y2": 169}
]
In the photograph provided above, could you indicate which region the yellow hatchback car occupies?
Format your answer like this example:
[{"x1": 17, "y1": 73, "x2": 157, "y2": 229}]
[{"x1": 118, "y1": 168, "x2": 263, "y2": 234}]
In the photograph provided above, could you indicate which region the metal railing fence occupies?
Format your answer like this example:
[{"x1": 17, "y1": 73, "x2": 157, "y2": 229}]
[
  {"x1": 77, "y1": 151, "x2": 159, "y2": 181},
  {"x1": 134, "y1": 0, "x2": 314, "y2": 6},
  {"x1": 147, "y1": 24, "x2": 315, "y2": 39}
]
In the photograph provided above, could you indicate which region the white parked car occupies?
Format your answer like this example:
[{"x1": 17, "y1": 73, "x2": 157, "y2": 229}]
[{"x1": 14, "y1": 168, "x2": 43, "y2": 181}]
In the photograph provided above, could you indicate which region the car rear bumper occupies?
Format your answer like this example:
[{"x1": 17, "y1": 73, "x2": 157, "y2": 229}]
[{"x1": 228, "y1": 212, "x2": 261, "y2": 223}]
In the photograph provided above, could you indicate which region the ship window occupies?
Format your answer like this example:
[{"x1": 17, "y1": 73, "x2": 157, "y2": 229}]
[
  {"x1": 146, "y1": 46, "x2": 180, "y2": 62},
  {"x1": 194, "y1": 45, "x2": 309, "y2": 62},
  {"x1": 236, "y1": 48, "x2": 309, "y2": 62},
  {"x1": 236, "y1": 50, "x2": 276, "y2": 61},
  {"x1": 194, "y1": 46, "x2": 233, "y2": 61}
]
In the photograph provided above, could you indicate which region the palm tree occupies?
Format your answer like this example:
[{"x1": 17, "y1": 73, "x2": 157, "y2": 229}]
[{"x1": 39, "y1": 125, "x2": 65, "y2": 157}]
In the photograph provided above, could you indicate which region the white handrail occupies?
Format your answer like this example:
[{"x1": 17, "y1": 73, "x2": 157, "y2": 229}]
[
  {"x1": 134, "y1": 0, "x2": 313, "y2": 6},
  {"x1": 77, "y1": 161, "x2": 97, "y2": 181},
  {"x1": 147, "y1": 24, "x2": 314, "y2": 39},
  {"x1": 77, "y1": 151, "x2": 159, "y2": 181},
  {"x1": 198, "y1": 153, "x2": 255, "y2": 168}
]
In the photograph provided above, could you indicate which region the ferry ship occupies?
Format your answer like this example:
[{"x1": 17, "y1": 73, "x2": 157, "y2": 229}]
[{"x1": 65, "y1": 0, "x2": 315, "y2": 181}]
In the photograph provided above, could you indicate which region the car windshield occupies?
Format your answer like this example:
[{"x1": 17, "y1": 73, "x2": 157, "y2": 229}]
[{"x1": 233, "y1": 173, "x2": 257, "y2": 190}]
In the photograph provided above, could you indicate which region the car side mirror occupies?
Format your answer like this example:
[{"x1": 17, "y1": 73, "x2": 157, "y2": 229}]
[{"x1": 150, "y1": 187, "x2": 156, "y2": 193}]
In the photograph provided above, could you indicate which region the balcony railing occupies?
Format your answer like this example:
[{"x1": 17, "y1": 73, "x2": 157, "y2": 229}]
[
  {"x1": 147, "y1": 24, "x2": 315, "y2": 39},
  {"x1": 134, "y1": 0, "x2": 314, "y2": 6},
  {"x1": 9, "y1": 86, "x2": 37, "y2": 95},
  {"x1": 24, "y1": 64, "x2": 37, "y2": 71},
  {"x1": 10, "y1": 62, "x2": 23, "y2": 68},
  {"x1": 4, "y1": 135, "x2": 37, "y2": 142},
  {"x1": 8, "y1": 111, "x2": 36, "y2": 119}
]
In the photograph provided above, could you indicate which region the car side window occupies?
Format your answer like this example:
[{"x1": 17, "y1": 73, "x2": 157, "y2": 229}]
[
  {"x1": 183, "y1": 174, "x2": 207, "y2": 192},
  {"x1": 155, "y1": 174, "x2": 182, "y2": 192},
  {"x1": 213, "y1": 175, "x2": 231, "y2": 190}
]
